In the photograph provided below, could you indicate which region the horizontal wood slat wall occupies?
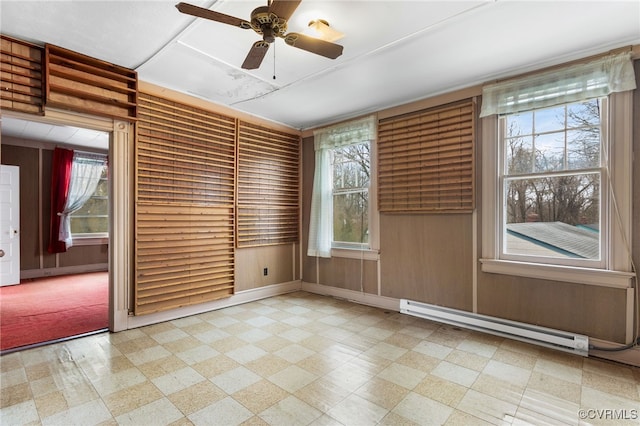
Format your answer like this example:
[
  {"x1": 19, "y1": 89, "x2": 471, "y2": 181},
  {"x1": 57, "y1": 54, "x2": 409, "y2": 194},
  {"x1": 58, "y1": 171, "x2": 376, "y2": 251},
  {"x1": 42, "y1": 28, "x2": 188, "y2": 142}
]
[
  {"x1": 135, "y1": 93, "x2": 236, "y2": 315},
  {"x1": 0, "y1": 35, "x2": 44, "y2": 115},
  {"x1": 378, "y1": 99, "x2": 475, "y2": 213},
  {"x1": 45, "y1": 44, "x2": 137, "y2": 120},
  {"x1": 237, "y1": 121, "x2": 300, "y2": 247}
]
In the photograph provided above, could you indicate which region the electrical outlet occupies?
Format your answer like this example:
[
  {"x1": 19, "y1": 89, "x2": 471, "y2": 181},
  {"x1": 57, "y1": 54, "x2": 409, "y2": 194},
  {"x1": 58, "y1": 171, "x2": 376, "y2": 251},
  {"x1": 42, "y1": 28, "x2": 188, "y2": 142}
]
[{"x1": 263, "y1": 267, "x2": 268, "y2": 276}]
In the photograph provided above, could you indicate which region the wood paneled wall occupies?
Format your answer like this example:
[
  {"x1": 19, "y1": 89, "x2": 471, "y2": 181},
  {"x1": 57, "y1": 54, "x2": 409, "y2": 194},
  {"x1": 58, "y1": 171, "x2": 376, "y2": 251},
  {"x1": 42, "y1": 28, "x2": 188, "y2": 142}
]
[
  {"x1": 379, "y1": 213, "x2": 473, "y2": 310},
  {"x1": 477, "y1": 274, "x2": 628, "y2": 342},
  {"x1": 135, "y1": 93, "x2": 237, "y2": 315}
]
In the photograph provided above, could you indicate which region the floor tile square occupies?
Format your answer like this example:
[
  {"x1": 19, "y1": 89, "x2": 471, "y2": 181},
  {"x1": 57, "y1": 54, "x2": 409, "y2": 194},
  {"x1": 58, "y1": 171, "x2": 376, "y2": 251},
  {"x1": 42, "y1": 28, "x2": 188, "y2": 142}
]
[
  {"x1": 328, "y1": 394, "x2": 388, "y2": 426},
  {"x1": 391, "y1": 392, "x2": 454, "y2": 425},
  {"x1": 274, "y1": 344, "x2": 315, "y2": 363},
  {"x1": 232, "y1": 379, "x2": 289, "y2": 414},
  {"x1": 354, "y1": 377, "x2": 410, "y2": 410},
  {"x1": 188, "y1": 396, "x2": 253, "y2": 426},
  {"x1": 211, "y1": 366, "x2": 262, "y2": 394},
  {"x1": 151, "y1": 366, "x2": 205, "y2": 395},
  {"x1": 457, "y1": 389, "x2": 518, "y2": 424},
  {"x1": 431, "y1": 361, "x2": 479, "y2": 388},
  {"x1": 259, "y1": 395, "x2": 322, "y2": 426},
  {"x1": 377, "y1": 362, "x2": 427, "y2": 389},
  {"x1": 268, "y1": 365, "x2": 317, "y2": 393},
  {"x1": 226, "y1": 345, "x2": 268, "y2": 364}
]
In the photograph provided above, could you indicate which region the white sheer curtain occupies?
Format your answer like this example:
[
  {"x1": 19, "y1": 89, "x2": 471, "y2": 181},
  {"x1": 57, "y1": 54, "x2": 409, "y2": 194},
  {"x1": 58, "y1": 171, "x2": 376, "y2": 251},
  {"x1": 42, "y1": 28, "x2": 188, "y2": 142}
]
[
  {"x1": 480, "y1": 51, "x2": 636, "y2": 117},
  {"x1": 307, "y1": 115, "x2": 375, "y2": 258},
  {"x1": 59, "y1": 152, "x2": 107, "y2": 248}
]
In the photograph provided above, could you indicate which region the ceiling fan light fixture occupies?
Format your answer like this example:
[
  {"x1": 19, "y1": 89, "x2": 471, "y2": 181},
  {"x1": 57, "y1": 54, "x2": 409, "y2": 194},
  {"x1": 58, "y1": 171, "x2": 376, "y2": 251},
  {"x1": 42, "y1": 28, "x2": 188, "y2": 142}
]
[{"x1": 307, "y1": 19, "x2": 344, "y2": 42}]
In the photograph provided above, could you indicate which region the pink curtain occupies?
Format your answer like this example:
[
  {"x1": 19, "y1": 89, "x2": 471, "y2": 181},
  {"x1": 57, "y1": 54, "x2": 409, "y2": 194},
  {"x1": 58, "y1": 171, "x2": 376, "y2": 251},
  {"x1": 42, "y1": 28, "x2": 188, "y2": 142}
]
[{"x1": 48, "y1": 147, "x2": 74, "y2": 253}]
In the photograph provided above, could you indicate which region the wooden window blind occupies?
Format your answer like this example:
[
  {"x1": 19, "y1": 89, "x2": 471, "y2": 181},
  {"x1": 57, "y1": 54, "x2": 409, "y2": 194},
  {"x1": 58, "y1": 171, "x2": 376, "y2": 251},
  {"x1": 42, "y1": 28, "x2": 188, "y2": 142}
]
[
  {"x1": 378, "y1": 99, "x2": 475, "y2": 213},
  {"x1": 135, "y1": 93, "x2": 236, "y2": 315},
  {"x1": 237, "y1": 121, "x2": 300, "y2": 247},
  {"x1": 45, "y1": 44, "x2": 137, "y2": 121},
  {"x1": 0, "y1": 35, "x2": 44, "y2": 115}
]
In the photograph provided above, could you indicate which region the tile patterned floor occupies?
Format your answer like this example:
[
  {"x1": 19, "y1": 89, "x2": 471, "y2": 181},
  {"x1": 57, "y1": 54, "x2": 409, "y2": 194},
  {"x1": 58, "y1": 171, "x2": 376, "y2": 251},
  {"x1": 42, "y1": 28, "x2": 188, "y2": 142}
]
[{"x1": 1, "y1": 291, "x2": 639, "y2": 425}]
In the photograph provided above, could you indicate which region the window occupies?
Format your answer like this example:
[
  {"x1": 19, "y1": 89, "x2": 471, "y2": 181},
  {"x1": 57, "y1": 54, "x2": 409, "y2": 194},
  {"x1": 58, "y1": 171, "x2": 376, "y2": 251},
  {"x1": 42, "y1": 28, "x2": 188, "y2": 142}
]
[
  {"x1": 480, "y1": 51, "x2": 635, "y2": 287},
  {"x1": 70, "y1": 164, "x2": 108, "y2": 238},
  {"x1": 308, "y1": 116, "x2": 378, "y2": 258},
  {"x1": 332, "y1": 142, "x2": 369, "y2": 249},
  {"x1": 500, "y1": 99, "x2": 604, "y2": 267}
]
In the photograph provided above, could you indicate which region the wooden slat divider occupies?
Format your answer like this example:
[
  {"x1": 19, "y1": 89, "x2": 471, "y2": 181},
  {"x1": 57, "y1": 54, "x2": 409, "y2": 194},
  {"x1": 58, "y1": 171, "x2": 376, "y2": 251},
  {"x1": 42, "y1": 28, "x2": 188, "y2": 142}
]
[
  {"x1": 237, "y1": 121, "x2": 300, "y2": 247},
  {"x1": 44, "y1": 44, "x2": 137, "y2": 120},
  {"x1": 135, "y1": 92, "x2": 236, "y2": 315},
  {"x1": 378, "y1": 99, "x2": 476, "y2": 213},
  {"x1": 0, "y1": 35, "x2": 44, "y2": 115}
]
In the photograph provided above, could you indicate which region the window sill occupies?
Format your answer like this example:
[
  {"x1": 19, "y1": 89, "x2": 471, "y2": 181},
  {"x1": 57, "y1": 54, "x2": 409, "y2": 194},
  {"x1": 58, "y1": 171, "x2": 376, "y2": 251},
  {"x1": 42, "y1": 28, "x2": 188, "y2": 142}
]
[
  {"x1": 71, "y1": 236, "x2": 109, "y2": 246},
  {"x1": 331, "y1": 248, "x2": 379, "y2": 261},
  {"x1": 479, "y1": 259, "x2": 634, "y2": 289}
]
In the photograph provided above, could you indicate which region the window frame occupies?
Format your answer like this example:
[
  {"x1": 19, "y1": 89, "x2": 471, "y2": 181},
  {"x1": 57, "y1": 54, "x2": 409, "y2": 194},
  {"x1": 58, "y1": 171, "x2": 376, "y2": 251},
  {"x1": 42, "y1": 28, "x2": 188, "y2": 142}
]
[
  {"x1": 480, "y1": 91, "x2": 634, "y2": 288},
  {"x1": 497, "y1": 98, "x2": 607, "y2": 269},
  {"x1": 330, "y1": 141, "x2": 371, "y2": 251},
  {"x1": 330, "y1": 137, "x2": 379, "y2": 258}
]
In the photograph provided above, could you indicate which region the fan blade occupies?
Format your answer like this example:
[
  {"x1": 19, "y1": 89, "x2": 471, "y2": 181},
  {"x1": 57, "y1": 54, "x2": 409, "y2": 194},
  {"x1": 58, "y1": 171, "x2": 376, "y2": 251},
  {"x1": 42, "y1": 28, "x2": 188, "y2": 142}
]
[
  {"x1": 268, "y1": 0, "x2": 301, "y2": 20},
  {"x1": 176, "y1": 2, "x2": 250, "y2": 28},
  {"x1": 242, "y1": 41, "x2": 270, "y2": 69},
  {"x1": 284, "y1": 33, "x2": 343, "y2": 59}
]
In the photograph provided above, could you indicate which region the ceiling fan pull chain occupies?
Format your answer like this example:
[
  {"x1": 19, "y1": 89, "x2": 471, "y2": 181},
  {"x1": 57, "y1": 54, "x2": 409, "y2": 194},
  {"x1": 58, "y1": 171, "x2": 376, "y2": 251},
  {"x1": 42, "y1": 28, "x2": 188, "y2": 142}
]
[{"x1": 273, "y1": 41, "x2": 276, "y2": 80}]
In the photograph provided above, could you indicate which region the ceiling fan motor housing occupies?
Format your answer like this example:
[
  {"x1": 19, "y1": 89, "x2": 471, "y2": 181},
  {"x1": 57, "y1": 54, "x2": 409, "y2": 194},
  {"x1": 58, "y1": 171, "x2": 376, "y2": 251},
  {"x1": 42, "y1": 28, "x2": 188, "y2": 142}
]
[{"x1": 250, "y1": 6, "x2": 287, "y2": 43}]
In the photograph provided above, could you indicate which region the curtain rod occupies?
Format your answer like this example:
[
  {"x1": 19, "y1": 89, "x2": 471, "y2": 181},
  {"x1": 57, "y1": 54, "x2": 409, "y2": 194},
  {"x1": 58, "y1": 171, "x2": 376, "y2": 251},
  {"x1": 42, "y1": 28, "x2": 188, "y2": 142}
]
[{"x1": 56, "y1": 145, "x2": 107, "y2": 157}]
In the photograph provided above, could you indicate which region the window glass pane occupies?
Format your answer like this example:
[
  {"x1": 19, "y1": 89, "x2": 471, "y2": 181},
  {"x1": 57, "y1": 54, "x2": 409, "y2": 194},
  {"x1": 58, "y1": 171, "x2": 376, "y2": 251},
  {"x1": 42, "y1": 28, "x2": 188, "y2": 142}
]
[
  {"x1": 504, "y1": 173, "x2": 600, "y2": 259},
  {"x1": 505, "y1": 135, "x2": 533, "y2": 175},
  {"x1": 534, "y1": 132, "x2": 565, "y2": 172},
  {"x1": 93, "y1": 176, "x2": 108, "y2": 197},
  {"x1": 71, "y1": 216, "x2": 108, "y2": 234},
  {"x1": 567, "y1": 100, "x2": 600, "y2": 128},
  {"x1": 534, "y1": 106, "x2": 565, "y2": 133},
  {"x1": 333, "y1": 161, "x2": 344, "y2": 189},
  {"x1": 333, "y1": 191, "x2": 368, "y2": 244},
  {"x1": 567, "y1": 129, "x2": 599, "y2": 169},
  {"x1": 331, "y1": 142, "x2": 370, "y2": 247},
  {"x1": 506, "y1": 111, "x2": 533, "y2": 135},
  {"x1": 73, "y1": 197, "x2": 108, "y2": 216}
]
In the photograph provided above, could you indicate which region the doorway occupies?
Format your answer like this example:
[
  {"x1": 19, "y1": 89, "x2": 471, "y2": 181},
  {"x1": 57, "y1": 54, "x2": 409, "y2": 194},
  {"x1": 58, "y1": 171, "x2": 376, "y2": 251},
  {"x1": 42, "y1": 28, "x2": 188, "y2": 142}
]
[{"x1": 0, "y1": 115, "x2": 111, "y2": 352}]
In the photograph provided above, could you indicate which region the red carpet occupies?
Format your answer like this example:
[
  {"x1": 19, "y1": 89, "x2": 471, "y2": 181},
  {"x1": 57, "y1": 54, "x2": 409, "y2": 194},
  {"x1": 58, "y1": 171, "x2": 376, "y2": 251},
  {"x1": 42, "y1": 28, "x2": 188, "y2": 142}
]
[{"x1": 0, "y1": 272, "x2": 108, "y2": 351}]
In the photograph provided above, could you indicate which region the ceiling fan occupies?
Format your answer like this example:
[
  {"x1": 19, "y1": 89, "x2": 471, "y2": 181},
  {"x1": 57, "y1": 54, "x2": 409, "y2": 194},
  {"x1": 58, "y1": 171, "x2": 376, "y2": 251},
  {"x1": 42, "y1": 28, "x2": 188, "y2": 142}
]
[{"x1": 176, "y1": 0, "x2": 344, "y2": 70}]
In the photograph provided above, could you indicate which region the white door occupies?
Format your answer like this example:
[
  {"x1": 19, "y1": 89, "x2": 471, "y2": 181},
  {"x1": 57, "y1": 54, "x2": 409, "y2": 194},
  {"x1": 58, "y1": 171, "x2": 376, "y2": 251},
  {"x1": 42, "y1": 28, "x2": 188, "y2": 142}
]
[{"x1": 0, "y1": 165, "x2": 20, "y2": 286}]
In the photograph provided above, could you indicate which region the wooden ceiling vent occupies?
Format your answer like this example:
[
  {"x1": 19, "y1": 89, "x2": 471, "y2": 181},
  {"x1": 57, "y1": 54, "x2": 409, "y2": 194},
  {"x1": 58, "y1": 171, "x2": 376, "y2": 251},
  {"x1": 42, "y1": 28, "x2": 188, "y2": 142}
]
[{"x1": 44, "y1": 44, "x2": 137, "y2": 120}]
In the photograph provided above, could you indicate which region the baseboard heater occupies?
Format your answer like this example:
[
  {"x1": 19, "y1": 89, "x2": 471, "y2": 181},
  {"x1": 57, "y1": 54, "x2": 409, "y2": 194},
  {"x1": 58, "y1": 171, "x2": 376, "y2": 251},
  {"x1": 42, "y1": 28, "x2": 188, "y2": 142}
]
[{"x1": 400, "y1": 299, "x2": 589, "y2": 356}]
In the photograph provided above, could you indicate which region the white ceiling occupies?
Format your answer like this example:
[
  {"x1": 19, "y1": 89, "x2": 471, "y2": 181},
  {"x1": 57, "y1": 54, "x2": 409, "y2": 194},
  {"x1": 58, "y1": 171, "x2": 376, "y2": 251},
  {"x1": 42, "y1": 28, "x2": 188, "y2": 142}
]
[{"x1": 0, "y1": 0, "x2": 639, "y2": 144}]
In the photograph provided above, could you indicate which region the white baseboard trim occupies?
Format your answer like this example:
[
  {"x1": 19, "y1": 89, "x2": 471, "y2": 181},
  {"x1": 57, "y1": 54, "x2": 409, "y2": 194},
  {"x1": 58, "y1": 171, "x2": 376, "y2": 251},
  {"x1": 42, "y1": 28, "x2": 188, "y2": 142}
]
[
  {"x1": 21, "y1": 264, "x2": 108, "y2": 280},
  {"x1": 126, "y1": 280, "x2": 302, "y2": 329},
  {"x1": 589, "y1": 338, "x2": 640, "y2": 367},
  {"x1": 301, "y1": 281, "x2": 400, "y2": 312}
]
